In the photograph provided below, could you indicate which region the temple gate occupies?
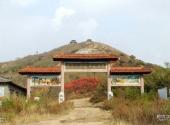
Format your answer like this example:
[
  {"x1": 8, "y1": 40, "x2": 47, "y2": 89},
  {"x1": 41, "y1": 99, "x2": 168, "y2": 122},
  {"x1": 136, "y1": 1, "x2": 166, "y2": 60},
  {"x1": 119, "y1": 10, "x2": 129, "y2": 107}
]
[{"x1": 19, "y1": 53, "x2": 151, "y2": 103}]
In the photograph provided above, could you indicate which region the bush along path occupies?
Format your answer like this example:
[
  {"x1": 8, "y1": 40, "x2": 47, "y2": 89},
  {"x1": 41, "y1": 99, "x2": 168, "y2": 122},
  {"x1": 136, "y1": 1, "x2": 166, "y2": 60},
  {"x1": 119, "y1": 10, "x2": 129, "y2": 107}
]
[{"x1": 24, "y1": 98, "x2": 128, "y2": 125}]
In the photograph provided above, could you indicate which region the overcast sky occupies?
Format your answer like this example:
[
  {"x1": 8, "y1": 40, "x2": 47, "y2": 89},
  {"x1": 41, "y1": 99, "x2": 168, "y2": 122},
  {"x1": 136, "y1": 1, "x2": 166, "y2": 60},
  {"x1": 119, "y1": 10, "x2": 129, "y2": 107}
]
[{"x1": 0, "y1": 0, "x2": 170, "y2": 66}]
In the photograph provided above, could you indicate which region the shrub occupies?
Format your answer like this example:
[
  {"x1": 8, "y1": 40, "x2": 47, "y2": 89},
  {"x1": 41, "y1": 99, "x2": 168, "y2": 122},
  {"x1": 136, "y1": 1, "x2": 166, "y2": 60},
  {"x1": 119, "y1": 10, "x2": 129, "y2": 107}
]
[
  {"x1": 144, "y1": 67, "x2": 170, "y2": 92},
  {"x1": 90, "y1": 81, "x2": 107, "y2": 103},
  {"x1": 1, "y1": 95, "x2": 26, "y2": 113},
  {"x1": 124, "y1": 87, "x2": 140, "y2": 100},
  {"x1": 65, "y1": 77, "x2": 99, "y2": 94}
]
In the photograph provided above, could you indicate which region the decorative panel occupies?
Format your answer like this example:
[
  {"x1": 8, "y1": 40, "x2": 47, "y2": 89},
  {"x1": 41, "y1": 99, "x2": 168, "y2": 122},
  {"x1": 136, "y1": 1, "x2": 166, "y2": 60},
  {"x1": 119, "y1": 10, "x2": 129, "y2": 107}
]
[
  {"x1": 111, "y1": 75, "x2": 141, "y2": 86},
  {"x1": 30, "y1": 75, "x2": 60, "y2": 87}
]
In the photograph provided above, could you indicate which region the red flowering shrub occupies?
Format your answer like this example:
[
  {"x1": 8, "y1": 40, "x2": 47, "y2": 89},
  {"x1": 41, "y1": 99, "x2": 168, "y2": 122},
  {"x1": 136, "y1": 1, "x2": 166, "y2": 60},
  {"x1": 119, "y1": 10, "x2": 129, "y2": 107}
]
[{"x1": 65, "y1": 77, "x2": 99, "y2": 94}]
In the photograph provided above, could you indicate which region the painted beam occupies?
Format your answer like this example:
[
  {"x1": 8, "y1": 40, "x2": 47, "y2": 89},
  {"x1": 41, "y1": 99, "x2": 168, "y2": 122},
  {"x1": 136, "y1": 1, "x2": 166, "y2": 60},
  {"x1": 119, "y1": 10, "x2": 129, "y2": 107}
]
[
  {"x1": 64, "y1": 69, "x2": 108, "y2": 73},
  {"x1": 31, "y1": 84, "x2": 61, "y2": 87},
  {"x1": 111, "y1": 84, "x2": 141, "y2": 87}
]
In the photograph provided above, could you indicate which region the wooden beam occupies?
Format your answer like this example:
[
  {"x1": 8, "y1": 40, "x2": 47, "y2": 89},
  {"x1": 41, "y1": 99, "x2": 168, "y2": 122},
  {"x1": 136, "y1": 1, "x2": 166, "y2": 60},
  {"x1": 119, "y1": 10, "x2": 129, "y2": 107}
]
[
  {"x1": 64, "y1": 69, "x2": 108, "y2": 73},
  {"x1": 111, "y1": 84, "x2": 141, "y2": 87}
]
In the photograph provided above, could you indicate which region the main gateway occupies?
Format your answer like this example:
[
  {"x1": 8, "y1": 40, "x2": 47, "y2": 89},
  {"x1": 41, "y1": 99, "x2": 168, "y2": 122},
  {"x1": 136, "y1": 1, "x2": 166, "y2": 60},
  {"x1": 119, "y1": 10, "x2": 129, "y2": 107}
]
[{"x1": 19, "y1": 53, "x2": 151, "y2": 103}]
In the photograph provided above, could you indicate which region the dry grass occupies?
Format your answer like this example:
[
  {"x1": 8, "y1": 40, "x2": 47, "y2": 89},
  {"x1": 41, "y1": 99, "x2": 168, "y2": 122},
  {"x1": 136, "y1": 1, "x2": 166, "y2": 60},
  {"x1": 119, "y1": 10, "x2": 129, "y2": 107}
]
[
  {"x1": 90, "y1": 82, "x2": 170, "y2": 125},
  {"x1": 103, "y1": 96, "x2": 170, "y2": 125},
  {"x1": 0, "y1": 95, "x2": 73, "y2": 125}
]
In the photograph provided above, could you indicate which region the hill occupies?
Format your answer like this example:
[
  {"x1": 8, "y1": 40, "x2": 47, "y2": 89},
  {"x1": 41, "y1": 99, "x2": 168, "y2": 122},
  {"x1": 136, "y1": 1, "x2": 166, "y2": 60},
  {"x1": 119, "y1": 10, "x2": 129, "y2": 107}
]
[{"x1": 0, "y1": 39, "x2": 156, "y2": 87}]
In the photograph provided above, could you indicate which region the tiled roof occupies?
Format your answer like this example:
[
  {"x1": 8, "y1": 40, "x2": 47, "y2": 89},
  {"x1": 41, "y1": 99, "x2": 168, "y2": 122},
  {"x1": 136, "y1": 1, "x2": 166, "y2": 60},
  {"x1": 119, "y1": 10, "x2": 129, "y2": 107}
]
[
  {"x1": 19, "y1": 66, "x2": 61, "y2": 75},
  {"x1": 53, "y1": 53, "x2": 118, "y2": 61},
  {"x1": 0, "y1": 77, "x2": 11, "y2": 83},
  {"x1": 0, "y1": 76, "x2": 26, "y2": 90},
  {"x1": 111, "y1": 66, "x2": 152, "y2": 74},
  {"x1": 19, "y1": 66, "x2": 151, "y2": 75}
]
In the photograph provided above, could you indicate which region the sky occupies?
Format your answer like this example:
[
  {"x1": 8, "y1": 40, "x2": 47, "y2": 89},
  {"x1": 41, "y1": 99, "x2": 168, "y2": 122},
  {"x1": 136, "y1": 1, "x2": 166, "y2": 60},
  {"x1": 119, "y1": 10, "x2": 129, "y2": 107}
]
[{"x1": 0, "y1": 0, "x2": 170, "y2": 66}]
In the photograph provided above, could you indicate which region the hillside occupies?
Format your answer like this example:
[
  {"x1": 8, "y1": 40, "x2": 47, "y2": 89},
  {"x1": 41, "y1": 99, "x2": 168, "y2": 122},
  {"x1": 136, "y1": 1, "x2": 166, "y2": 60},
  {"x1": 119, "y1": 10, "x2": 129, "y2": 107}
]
[{"x1": 0, "y1": 39, "x2": 155, "y2": 87}]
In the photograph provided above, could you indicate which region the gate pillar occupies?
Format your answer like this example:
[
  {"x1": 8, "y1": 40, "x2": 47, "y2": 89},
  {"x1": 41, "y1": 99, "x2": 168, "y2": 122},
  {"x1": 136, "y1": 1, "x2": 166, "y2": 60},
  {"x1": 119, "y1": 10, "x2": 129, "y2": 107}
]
[
  {"x1": 59, "y1": 61, "x2": 65, "y2": 103},
  {"x1": 107, "y1": 62, "x2": 113, "y2": 100}
]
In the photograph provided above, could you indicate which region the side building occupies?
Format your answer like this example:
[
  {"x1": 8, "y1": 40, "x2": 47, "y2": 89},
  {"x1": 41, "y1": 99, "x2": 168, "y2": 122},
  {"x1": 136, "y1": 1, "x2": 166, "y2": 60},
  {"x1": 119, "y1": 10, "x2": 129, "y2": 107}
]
[{"x1": 0, "y1": 77, "x2": 26, "y2": 99}]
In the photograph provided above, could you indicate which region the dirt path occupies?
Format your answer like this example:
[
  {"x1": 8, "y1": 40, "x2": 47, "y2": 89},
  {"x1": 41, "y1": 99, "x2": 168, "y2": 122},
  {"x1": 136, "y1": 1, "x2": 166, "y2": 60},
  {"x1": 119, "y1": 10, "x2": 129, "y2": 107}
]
[{"x1": 25, "y1": 98, "x2": 126, "y2": 125}]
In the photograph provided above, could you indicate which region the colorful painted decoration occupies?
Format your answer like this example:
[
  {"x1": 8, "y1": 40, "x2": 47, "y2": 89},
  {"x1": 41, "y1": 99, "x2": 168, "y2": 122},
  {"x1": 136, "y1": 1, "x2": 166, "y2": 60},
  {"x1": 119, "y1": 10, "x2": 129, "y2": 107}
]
[
  {"x1": 111, "y1": 75, "x2": 140, "y2": 86},
  {"x1": 31, "y1": 75, "x2": 60, "y2": 86}
]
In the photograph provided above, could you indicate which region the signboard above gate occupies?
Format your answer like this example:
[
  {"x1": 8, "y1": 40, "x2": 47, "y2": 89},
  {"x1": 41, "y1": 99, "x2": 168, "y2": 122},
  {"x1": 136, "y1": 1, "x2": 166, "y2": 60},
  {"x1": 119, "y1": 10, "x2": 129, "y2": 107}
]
[{"x1": 65, "y1": 62, "x2": 107, "y2": 69}]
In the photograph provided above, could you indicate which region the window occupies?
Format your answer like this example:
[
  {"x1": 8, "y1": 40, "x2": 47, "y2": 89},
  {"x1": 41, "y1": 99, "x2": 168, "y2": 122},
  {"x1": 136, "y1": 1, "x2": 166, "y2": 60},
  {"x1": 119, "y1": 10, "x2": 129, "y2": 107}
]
[{"x1": 0, "y1": 87, "x2": 5, "y2": 97}]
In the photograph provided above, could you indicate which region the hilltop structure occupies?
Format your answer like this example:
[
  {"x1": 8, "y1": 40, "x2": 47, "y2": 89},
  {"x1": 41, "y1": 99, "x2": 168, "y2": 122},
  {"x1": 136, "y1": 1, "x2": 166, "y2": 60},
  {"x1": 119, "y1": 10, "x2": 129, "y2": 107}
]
[{"x1": 19, "y1": 52, "x2": 151, "y2": 103}]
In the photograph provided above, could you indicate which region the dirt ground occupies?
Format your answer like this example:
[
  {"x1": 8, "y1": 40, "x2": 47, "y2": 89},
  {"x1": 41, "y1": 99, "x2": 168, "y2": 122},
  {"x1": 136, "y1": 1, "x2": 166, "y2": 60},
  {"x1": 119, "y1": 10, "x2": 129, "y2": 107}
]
[{"x1": 24, "y1": 98, "x2": 128, "y2": 125}]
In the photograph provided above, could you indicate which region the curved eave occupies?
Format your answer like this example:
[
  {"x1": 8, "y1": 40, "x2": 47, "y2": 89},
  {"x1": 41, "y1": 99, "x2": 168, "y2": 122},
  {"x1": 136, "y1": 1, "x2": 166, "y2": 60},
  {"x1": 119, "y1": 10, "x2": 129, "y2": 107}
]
[
  {"x1": 110, "y1": 71, "x2": 151, "y2": 75},
  {"x1": 19, "y1": 72, "x2": 61, "y2": 75},
  {"x1": 18, "y1": 66, "x2": 61, "y2": 75},
  {"x1": 53, "y1": 53, "x2": 119, "y2": 62},
  {"x1": 53, "y1": 58, "x2": 118, "y2": 62},
  {"x1": 110, "y1": 67, "x2": 152, "y2": 75}
]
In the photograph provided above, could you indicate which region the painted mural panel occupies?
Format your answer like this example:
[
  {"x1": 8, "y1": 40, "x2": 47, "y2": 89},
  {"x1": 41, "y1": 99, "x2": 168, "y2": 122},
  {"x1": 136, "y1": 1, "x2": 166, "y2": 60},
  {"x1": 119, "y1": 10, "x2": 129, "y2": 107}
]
[
  {"x1": 111, "y1": 75, "x2": 141, "y2": 86},
  {"x1": 30, "y1": 75, "x2": 60, "y2": 86}
]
